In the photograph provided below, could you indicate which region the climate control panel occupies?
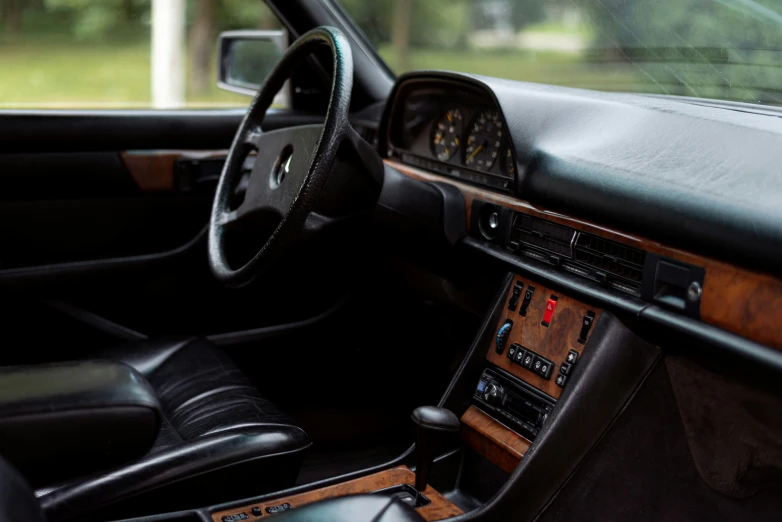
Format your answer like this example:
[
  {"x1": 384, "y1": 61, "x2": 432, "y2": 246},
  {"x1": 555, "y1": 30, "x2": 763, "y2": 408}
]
[{"x1": 486, "y1": 275, "x2": 601, "y2": 400}]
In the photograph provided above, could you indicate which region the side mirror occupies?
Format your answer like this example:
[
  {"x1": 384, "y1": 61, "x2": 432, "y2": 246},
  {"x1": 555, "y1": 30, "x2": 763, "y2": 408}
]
[{"x1": 217, "y1": 30, "x2": 290, "y2": 107}]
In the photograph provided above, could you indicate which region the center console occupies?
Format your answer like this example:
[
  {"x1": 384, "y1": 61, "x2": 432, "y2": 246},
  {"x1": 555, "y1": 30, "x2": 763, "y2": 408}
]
[
  {"x1": 123, "y1": 272, "x2": 659, "y2": 522},
  {"x1": 458, "y1": 274, "x2": 602, "y2": 474}
]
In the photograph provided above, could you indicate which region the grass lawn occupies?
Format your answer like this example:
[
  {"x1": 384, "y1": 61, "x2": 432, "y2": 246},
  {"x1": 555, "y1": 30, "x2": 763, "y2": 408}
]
[
  {"x1": 0, "y1": 41, "x2": 250, "y2": 108},
  {"x1": 0, "y1": 39, "x2": 644, "y2": 108}
]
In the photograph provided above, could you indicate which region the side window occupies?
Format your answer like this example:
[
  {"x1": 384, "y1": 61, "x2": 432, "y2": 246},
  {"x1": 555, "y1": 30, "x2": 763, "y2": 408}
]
[{"x1": 0, "y1": 0, "x2": 282, "y2": 109}]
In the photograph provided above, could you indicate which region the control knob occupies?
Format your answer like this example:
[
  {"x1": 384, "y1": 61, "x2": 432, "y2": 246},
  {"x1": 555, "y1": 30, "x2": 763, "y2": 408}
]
[
  {"x1": 495, "y1": 319, "x2": 513, "y2": 354},
  {"x1": 483, "y1": 382, "x2": 505, "y2": 406}
]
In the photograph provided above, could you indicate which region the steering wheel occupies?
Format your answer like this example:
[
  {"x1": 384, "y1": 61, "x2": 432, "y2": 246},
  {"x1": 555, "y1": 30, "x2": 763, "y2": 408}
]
[{"x1": 208, "y1": 26, "x2": 376, "y2": 288}]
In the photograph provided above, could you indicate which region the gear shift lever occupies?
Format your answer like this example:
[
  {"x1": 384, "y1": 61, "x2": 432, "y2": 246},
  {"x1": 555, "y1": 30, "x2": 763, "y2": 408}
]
[{"x1": 411, "y1": 406, "x2": 460, "y2": 494}]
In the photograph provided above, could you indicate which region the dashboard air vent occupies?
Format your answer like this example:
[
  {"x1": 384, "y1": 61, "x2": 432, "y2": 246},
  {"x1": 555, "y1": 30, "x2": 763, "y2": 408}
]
[
  {"x1": 511, "y1": 214, "x2": 576, "y2": 259},
  {"x1": 574, "y1": 233, "x2": 646, "y2": 284}
]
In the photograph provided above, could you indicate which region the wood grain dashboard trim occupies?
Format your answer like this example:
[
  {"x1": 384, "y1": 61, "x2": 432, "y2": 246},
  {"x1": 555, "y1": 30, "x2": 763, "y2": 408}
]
[
  {"x1": 384, "y1": 158, "x2": 782, "y2": 352},
  {"x1": 120, "y1": 150, "x2": 229, "y2": 192},
  {"x1": 488, "y1": 275, "x2": 602, "y2": 400},
  {"x1": 461, "y1": 405, "x2": 529, "y2": 474},
  {"x1": 210, "y1": 466, "x2": 462, "y2": 522}
]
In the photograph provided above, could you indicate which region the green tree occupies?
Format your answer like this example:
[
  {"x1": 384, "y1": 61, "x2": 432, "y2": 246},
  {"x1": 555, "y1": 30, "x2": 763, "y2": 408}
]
[
  {"x1": 0, "y1": 0, "x2": 23, "y2": 39},
  {"x1": 43, "y1": 0, "x2": 147, "y2": 40},
  {"x1": 190, "y1": 0, "x2": 216, "y2": 95},
  {"x1": 577, "y1": 0, "x2": 782, "y2": 104}
]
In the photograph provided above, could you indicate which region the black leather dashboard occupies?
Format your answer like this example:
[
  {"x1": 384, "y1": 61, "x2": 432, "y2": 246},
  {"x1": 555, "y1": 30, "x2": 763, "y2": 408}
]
[{"x1": 379, "y1": 72, "x2": 782, "y2": 276}]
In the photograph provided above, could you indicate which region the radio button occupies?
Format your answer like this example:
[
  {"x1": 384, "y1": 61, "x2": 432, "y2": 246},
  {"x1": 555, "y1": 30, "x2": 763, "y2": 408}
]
[{"x1": 483, "y1": 383, "x2": 505, "y2": 405}]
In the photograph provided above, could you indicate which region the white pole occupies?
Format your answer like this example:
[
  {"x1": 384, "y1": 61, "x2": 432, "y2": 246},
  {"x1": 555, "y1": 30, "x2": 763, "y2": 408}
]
[{"x1": 151, "y1": 0, "x2": 185, "y2": 109}]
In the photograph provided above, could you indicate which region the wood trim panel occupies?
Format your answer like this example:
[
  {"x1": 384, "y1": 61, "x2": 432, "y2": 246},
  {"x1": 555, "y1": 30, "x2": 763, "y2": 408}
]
[
  {"x1": 461, "y1": 405, "x2": 529, "y2": 474},
  {"x1": 487, "y1": 275, "x2": 602, "y2": 400},
  {"x1": 210, "y1": 466, "x2": 462, "y2": 522},
  {"x1": 120, "y1": 150, "x2": 229, "y2": 192},
  {"x1": 384, "y1": 159, "x2": 782, "y2": 352}
]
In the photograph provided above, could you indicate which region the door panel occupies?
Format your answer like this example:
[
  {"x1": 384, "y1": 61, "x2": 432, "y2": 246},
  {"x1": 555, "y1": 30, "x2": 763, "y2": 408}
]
[{"x1": 0, "y1": 109, "x2": 335, "y2": 361}]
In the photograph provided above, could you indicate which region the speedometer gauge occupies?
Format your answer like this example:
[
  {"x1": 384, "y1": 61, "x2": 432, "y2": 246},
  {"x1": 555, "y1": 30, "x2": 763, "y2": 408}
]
[
  {"x1": 431, "y1": 109, "x2": 463, "y2": 161},
  {"x1": 464, "y1": 110, "x2": 503, "y2": 171}
]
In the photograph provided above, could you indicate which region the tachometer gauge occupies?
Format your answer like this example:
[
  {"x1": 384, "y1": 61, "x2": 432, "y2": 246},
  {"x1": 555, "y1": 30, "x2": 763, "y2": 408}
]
[
  {"x1": 464, "y1": 110, "x2": 503, "y2": 171},
  {"x1": 431, "y1": 109, "x2": 463, "y2": 161}
]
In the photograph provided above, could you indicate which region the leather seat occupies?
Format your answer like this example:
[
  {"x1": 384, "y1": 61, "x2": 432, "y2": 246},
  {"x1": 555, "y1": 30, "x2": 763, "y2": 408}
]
[{"x1": 37, "y1": 338, "x2": 311, "y2": 521}]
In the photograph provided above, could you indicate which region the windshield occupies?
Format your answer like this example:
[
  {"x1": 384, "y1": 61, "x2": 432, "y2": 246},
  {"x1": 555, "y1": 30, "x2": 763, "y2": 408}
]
[{"x1": 338, "y1": 0, "x2": 782, "y2": 106}]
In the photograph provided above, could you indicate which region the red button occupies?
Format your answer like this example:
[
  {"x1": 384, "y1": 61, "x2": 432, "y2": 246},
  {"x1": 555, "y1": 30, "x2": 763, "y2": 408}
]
[{"x1": 542, "y1": 297, "x2": 558, "y2": 325}]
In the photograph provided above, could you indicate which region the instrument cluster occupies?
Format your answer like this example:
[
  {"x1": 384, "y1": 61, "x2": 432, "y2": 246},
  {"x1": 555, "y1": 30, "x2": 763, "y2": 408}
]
[{"x1": 386, "y1": 85, "x2": 516, "y2": 191}]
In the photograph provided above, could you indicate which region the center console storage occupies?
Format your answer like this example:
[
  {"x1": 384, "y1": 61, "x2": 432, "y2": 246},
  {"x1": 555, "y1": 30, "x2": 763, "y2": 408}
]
[{"x1": 212, "y1": 467, "x2": 461, "y2": 522}]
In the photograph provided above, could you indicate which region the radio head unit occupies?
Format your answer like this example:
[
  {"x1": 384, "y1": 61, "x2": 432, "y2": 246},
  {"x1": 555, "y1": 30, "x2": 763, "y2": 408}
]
[{"x1": 473, "y1": 368, "x2": 555, "y2": 441}]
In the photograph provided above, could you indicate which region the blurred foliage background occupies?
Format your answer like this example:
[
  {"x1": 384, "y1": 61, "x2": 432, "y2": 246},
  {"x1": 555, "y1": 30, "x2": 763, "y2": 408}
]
[
  {"x1": 1, "y1": 0, "x2": 782, "y2": 107},
  {"x1": 340, "y1": 0, "x2": 782, "y2": 105},
  {"x1": 0, "y1": 0, "x2": 278, "y2": 107}
]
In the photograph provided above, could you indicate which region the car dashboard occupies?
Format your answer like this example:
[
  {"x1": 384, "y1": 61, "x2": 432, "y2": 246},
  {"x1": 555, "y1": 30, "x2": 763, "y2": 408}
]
[
  {"x1": 377, "y1": 71, "x2": 782, "y2": 364},
  {"x1": 364, "y1": 73, "x2": 782, "y2": 518},
  {"x1": 385, "y1": 80, "x2": 515, "y2": 192}
]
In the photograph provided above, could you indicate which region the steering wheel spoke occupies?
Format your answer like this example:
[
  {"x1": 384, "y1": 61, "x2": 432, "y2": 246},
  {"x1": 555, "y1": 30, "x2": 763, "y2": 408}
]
[
  {"x1": 243, "y1": 127, "x2": 264, "y2": 150},
  {"x1": 216, "y1": 204, "x2": 248, "y2": 231}
]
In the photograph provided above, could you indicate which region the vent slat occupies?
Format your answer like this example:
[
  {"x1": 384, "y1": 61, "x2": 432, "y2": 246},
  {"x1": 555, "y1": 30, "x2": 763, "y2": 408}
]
[
  {"x1": 512, "y1": 214, "x2": 576, "y2": 259},
  {"x1": 575, "y1": 233, "x2": 646, "y2": 284}
]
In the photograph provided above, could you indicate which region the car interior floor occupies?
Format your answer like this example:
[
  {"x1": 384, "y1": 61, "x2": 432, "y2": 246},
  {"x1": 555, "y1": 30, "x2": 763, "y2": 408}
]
[
  {"x1": 222, "y1": 264, "x2": 484, "y2": 487},
  {"x1": 537, "y1": 355, "x2": 782, "y2": 522}
]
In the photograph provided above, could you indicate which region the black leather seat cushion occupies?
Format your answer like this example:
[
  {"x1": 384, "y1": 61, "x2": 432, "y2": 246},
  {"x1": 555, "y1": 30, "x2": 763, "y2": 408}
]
[
  {"x1": 271, "y1": 496, "x2": 424, "y2": 522},
  {"x1": 37, "y1": 338, "x2": 311, "y2": 521}
]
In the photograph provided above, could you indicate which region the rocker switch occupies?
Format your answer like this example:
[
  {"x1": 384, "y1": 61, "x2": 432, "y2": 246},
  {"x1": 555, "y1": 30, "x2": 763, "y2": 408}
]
[
  {"x1": 520, "y1": 286, "x2": 535, "y2": 316},
  {"x1": 541, "y1": 296, "x2": 559, "y2": 327},
  {"x1": 508, "y1": 282, "x2": 524, "y2": 311},
  {"x1": 577, "y1": 311, "x2": 596, "y2": 344}
]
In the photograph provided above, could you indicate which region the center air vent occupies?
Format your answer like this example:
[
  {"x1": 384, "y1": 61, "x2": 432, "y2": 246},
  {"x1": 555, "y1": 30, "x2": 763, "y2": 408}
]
[
  {"x1": 511, "y1": 214, "x2": 576, "y2": 259},
  {"x1": 574, "y1": 233, "x2": 646, "y2": 286},
  {"x1": 504, "y1": 211, "x2": 647, "y2": 297}
]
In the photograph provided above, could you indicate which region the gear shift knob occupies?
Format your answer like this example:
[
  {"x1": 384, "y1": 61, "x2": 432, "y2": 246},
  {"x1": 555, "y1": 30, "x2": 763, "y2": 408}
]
[{"x1": 411, "y1": 406, "x2": 460, "y2": 492}]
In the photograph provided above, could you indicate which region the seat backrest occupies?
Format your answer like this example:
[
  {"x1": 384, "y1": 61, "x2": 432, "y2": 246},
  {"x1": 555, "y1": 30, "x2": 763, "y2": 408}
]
[{"x1": 0, "y1": 456, "x2": 45, "y2": 522}]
